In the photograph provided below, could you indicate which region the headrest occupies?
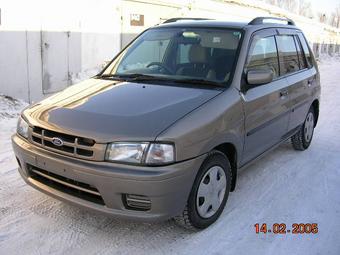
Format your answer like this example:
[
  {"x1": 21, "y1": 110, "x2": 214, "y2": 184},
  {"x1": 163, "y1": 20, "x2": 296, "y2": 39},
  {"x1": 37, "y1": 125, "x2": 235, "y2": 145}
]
[{"x1": 189, "y1": 44, "x2": 207, "y2": 63}]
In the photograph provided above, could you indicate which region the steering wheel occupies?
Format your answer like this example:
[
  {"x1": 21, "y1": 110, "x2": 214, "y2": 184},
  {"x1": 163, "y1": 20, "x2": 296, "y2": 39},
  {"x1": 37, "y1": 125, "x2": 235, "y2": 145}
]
[{"x1": 146, "y1": 62, "x2": 172, "y2": 74}]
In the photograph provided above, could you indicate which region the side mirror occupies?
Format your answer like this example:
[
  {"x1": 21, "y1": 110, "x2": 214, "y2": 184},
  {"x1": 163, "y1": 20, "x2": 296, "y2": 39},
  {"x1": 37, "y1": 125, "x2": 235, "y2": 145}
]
[{"x1": 247, "y1": 69, "x2": 273, "y2": 86}]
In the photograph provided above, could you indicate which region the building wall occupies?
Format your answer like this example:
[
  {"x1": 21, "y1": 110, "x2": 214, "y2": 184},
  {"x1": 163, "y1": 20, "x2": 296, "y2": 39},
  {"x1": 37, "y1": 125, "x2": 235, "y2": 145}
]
[
  {"x1": 0, "y1": 0, "x2": 339, "y2": 102},
  {"x1": 0, "y1": 0, "x2": 121, "y2": 102}
]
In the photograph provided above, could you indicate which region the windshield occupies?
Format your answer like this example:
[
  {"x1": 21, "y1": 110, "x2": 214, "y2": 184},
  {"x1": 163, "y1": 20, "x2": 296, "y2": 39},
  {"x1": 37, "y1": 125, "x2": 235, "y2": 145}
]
[{"x1": 101, "y1": 27, "x2": 242, "y2": 87}]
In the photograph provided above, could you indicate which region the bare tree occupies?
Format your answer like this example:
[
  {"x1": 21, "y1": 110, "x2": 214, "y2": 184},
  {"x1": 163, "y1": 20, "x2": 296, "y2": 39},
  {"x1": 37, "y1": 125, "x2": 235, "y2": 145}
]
[
  {"x1": 317, "y1": 12, "x2": 327, "y2": 23},
  {"x1": 284, "y1": 0, "x2": 297, "y2": 13},
  {"x1": 318, "y1": 4, "x2": 340, "y2": 27},
  {"x1": 276, "y1": 0, "x2": 286, "y2": 9},
  {"x1": 329, "y1": 12, "x2": 337, "y2": 27},
  {"x1": 298, "y1": 0, "x2": 313, "y2": 18},
  {"x1": 265, "y1": 0, "x2": 277, "y2": 5},
  {"x1": 265, "y1": 0, "x2": 300, "y2": 14},
  {"x1": 335, "y1": 5, "x2": 340, "y2": 28}
]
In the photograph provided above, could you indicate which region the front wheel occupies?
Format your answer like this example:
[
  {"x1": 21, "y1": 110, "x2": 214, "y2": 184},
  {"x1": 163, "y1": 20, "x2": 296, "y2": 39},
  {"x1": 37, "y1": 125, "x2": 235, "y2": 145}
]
[
  {"x1": 291, "y1": 107, "x2": 315, "y2": 151},
  {"x1": 174, "y1": 150, "x2": 231, "y2": 229}
]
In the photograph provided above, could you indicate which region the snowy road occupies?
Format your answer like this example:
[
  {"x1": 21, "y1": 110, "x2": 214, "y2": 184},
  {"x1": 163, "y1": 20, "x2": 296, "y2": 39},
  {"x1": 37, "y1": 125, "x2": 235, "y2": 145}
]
[{"x1": 1, "y1": 60, "x2": 340, "y2": 255}]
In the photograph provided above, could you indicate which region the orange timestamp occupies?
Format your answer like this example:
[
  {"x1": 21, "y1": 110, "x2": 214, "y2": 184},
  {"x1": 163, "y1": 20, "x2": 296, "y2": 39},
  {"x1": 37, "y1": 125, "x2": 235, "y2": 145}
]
[{"x1": 254, "y1": 223, "x2": 318, "y2": 234}]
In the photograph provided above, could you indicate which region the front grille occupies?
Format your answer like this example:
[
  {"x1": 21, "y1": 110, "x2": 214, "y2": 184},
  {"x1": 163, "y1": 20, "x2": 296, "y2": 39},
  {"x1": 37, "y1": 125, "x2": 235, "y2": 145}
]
[
  {"x1": 30, "y1": 126, "x2": 103, "y2": 160},
  {"x1": 28, "y1": 165, "x2": 105, "y2": 205}
]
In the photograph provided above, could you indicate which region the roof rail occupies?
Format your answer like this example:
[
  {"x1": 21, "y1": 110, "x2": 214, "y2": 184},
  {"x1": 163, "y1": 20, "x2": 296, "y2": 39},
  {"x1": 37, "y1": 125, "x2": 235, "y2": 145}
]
[
  {"x1": 249, "y1": 17, "x2": 295, "y2": 26},
  {"x1": 163, "y1": 18, "x2": 211, "y2": 24}
]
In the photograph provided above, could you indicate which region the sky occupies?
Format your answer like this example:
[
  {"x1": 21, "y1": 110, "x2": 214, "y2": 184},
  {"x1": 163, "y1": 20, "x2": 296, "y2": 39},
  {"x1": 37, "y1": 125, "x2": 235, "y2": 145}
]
[{"x1": 309, "y1": 0, "x2": 340, "y2": 15}]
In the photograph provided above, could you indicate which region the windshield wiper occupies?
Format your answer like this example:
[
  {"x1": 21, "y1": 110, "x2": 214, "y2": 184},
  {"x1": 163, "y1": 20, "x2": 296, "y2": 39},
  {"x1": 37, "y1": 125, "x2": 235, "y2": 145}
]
[
  {"x1": 99, "y1": 73, "x2": 167, "y2": 81},
  {"x1": 99, "y1": 74, "x2": 226, "y2": 87},
  {"x1": 173, "y1": 78, "x2": 226, "y2": 88},
  {"x1": 128, "y1": 75, "x2": 225, "y2": 87},
  {"x1": 97, "y1": 74, "x2": 124, "y2": 81}
]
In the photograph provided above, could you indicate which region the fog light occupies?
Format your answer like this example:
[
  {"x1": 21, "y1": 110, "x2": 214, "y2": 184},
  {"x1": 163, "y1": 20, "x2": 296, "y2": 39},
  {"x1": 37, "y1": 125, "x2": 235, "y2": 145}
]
[{"x1": 124, "y1": 194, "x2": 151, "y2": 211}]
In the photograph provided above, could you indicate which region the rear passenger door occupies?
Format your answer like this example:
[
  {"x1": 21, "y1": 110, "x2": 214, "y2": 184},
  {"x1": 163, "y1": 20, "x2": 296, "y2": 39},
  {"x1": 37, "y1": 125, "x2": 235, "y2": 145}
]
[
  {"x1": 241, "y1": 29, "x2": 290, "y2": 164},
  {"x1": 276, "y1": 30, "x2": 316, "y2": 131}
]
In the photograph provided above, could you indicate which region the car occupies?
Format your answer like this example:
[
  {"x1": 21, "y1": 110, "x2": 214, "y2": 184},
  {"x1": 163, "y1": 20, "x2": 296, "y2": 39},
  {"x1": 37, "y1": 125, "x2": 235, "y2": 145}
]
[{"x1": 12, "y1": 16, "x2": 320, "y2": 229}]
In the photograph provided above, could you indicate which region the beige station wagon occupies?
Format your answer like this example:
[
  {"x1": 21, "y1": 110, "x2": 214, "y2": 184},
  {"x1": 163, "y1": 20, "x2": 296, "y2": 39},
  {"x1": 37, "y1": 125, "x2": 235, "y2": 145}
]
[{"x1": 12, "y1": 17, "x2": 320, "y2": 229}]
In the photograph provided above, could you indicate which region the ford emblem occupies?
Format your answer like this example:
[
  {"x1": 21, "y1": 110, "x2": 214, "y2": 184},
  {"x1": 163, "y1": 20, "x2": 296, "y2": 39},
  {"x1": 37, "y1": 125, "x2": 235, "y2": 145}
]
[{"x1": 52, "y1": 137, "x2": 64, "y2": 147}]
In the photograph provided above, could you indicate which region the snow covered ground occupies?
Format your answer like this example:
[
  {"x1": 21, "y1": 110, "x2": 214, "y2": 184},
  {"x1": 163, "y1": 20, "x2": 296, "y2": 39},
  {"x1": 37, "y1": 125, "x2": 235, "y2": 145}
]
[{"x1": 0, "y1": 60, "x2": 340, "y2": 255}]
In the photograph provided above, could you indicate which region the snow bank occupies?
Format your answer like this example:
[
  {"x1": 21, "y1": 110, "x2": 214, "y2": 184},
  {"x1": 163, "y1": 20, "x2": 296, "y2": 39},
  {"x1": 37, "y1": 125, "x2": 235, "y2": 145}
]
[
  {"x1": 317, "y1": 53, "x2": 340, "y2": 63},
  {"x1": 71, "y1": 67, "x2": 103, "y2": 84},
  {"x1": 0, "y1": 95, "x2": 27, "y2": 120}
]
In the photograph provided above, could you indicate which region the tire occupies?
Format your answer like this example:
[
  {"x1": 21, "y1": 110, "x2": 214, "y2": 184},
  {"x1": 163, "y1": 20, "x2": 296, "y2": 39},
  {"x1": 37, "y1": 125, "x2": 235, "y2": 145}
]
[
  {"x1": 174, "y1": 150, "x2": 231, "y2": 230},
  {"x1": 291, "y1": 107, "x2": 315, "y2": 151}
]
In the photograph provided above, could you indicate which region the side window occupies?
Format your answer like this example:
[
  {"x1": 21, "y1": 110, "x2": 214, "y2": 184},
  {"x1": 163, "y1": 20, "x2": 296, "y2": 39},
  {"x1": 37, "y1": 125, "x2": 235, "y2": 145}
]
[
  {"x1": 294, "y1": 36, "x2": 307, "y2": 69},
  {"x1": 276, "y1": 35, "x2": 300, "y2": 75},
  {"x1": 246, "y1": 36, "x2": 279, "y2": 79},
  {"x1": 177, "y1": 44, "x2": 191, "y2": 64},
  {"x1": 299, "y1": 35, "x2": 313, "y2": 68}
]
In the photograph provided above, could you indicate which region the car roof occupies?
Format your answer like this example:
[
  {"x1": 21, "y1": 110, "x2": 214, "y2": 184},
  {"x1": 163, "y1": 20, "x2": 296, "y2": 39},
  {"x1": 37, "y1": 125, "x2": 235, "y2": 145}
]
[
  {"x1": 155, "y1": 19, "x2": 299, "y2": 31},
  {"x1": 158, "y1": 20, "x2": 248, "y2": 29}
]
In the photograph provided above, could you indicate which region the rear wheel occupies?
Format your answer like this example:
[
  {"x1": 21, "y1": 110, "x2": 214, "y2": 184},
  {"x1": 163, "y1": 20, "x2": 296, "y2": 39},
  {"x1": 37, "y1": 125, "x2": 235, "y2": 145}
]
[
  {"x1": 174, "y1": 150, "x2": 231, "y2": 229},
  {"x1": 291, "y1": 107, "x2": 315, "y2": 151}
]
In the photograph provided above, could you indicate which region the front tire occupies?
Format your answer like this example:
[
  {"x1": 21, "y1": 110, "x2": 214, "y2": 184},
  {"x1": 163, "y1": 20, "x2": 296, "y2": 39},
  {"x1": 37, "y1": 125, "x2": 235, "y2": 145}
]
[
  {"x1": 174, "y1": 150, "x2": 231, "y2": 229},
  {"x1": 291, "y1": 107, "x2": 315, "y2": 151}
]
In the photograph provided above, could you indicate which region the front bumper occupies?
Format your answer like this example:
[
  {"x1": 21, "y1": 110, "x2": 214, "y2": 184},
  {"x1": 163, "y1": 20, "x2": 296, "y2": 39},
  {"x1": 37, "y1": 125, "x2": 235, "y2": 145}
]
[{"x1": 12, "y1": 134, "x2": 206, "y2": 221}]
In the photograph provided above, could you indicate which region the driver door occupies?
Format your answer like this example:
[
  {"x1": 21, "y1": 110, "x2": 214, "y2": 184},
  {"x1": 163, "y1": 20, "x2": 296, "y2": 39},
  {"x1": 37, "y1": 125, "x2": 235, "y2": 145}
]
[{"x1": 241, "y1": 29, "x2": 290, "y2": 165}]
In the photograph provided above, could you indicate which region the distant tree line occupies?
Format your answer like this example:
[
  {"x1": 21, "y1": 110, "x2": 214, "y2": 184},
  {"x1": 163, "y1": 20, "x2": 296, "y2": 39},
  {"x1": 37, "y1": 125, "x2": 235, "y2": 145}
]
[{"x1": 263, "y1": 0, "x2": 340, "y2": 28}]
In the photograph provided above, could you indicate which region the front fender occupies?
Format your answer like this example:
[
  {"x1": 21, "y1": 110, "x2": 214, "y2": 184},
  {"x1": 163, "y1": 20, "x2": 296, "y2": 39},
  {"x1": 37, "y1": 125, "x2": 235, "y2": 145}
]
[{"x1": 156, "y1": 88, "x2": 244, "y2": 164}]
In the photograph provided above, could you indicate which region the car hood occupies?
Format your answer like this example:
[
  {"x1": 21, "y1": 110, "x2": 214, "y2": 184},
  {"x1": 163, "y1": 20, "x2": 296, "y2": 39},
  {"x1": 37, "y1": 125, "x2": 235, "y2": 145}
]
[{"x1": 24, "y1": 78, "x2": 221, "y2": 143}]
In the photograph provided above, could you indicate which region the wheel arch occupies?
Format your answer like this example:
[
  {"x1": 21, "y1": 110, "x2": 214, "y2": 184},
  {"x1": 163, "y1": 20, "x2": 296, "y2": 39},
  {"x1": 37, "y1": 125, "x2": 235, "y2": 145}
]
[
  {"x1": 311, "y1": 99, "x2": 320, "y2": 127},
  {"x1": 213, "y1": 142, "x2": 238, "y2": 192}
]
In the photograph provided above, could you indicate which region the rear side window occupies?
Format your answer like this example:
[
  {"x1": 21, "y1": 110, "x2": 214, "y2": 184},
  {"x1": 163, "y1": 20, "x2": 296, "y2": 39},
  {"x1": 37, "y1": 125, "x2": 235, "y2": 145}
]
[
  {"x1": 299, "y1": 35, "x2": 313, "y2": 68},
  {"x1": 276, "y1": 35, "x2": 299, "y2": 75},
  {"x1": 177, "y1": 44, "x2": 191, "y2": 64},
  {"x1": 246, "y1": 36, "x2": 279, "y2": 79},
  {"x1": 294, "y1": 36, "x2": 307, "y2": 69}
]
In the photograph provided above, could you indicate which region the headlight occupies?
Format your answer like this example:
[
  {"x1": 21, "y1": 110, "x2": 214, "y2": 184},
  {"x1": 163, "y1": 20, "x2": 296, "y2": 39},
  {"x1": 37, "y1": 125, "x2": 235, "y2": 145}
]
[
  {"x1": 105, "y1": 143, "x2": 148, "y2": 164},
  {"x1": 17, "y1": 117, "x2": 29, "y2": 139},
  {"x1": 105, "y1": 142, "x2": 175, "y2": 165}
]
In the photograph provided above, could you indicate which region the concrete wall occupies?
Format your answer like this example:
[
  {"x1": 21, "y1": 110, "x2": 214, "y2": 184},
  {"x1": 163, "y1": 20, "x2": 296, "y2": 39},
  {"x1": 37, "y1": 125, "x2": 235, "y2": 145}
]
[
  {"x1": 0, "y1": 0, "x2": 121, "y2": 102},
  {"x1": 1, "y1": 0, "x2": 340, "y2": 102}
]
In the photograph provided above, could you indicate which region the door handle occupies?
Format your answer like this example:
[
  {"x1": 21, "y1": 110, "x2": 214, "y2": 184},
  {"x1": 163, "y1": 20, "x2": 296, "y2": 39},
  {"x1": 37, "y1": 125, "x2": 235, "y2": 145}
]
[{"x1": 280, "y1": 90, "x2": 289, "y2": 98}]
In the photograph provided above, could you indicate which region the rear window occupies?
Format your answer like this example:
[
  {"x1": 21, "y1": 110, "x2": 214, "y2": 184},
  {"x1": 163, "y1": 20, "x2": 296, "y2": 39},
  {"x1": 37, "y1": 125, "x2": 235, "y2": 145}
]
[{"x1": 276, "y1": 35, "x2": 299, "y2": 75}]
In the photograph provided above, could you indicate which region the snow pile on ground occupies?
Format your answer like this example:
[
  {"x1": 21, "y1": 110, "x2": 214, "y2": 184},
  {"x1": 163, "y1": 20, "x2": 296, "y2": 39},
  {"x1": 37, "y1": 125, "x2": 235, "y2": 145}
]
[
  {"x1": 71, "y1": 66, "x2": 103, "y2": 84},
  {"x1": 0, "y1": 60, "x2": 340, "y2": 255},
  {"x1": 317, "y1": 53, "x2": 340, "y2": 63},
  {"x1": 0, "y1": 95, "x2": 27, "y2": 120}
]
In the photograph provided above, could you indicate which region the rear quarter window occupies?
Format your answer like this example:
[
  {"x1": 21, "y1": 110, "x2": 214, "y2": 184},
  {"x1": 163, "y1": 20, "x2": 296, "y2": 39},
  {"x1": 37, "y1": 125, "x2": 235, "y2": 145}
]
[
  {"x1": 294, "y1": 36, "x2": 307, "y2": 69},
  {"x1": 299, "y1": 35, "x2": 313, "y2": 68}
]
